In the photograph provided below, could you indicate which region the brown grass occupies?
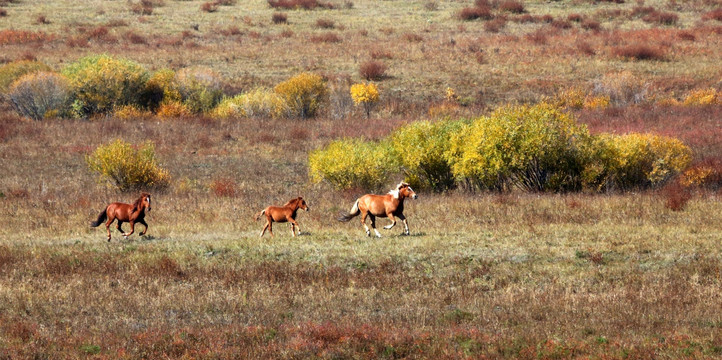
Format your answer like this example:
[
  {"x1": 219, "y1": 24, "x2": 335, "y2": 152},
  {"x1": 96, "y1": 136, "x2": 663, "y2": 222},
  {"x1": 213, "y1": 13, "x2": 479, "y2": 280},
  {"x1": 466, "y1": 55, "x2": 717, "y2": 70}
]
[
  {"x1": 498, "y1": 0, "x2": 525, "y2": 14},
  {"x1": 200, "y1": 2, "x2": 218, "y2": 13},
  {"x1": 458, "y1": 6, "x2": 492, "y2": 21},
  {"x1": 702, "y1": 9, "x2": 722, "y2": 22},
  {"x1": 309, "y1": 32, "x2": 341, "y2": 43},
  {"x1": 315, "y1": 18, "x2": 335, "y2": 29},
  {"x1": 267, "y1": 0, "x2": 334, "y2": 10}
]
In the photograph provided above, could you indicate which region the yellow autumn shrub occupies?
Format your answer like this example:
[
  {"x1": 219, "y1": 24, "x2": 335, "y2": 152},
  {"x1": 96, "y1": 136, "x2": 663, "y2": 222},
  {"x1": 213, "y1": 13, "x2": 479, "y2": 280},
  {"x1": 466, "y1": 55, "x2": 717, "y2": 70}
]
[
  {"x1": 683, "y1": 88, "x2": 720, "y2": 106},
  {"x1": 274, "y1": 72, "x2": 327, "y2": 118},
  {"x1": 86, "y1": 139, "x2": 171, "y2": 192},
  {"x1": 308, "y1": 138, "x2": 399, "y2": 190},
  {"x1": 350, "y1": 82, "x2": 379, "y2": 117}
]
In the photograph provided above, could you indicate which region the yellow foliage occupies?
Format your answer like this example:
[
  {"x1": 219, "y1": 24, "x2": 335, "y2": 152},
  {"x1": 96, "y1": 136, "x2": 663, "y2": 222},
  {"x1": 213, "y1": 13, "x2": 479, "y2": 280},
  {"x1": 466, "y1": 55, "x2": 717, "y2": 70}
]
[
  {"x1": 86, "y1": 139, "x2": 171, "y2": 192},
  {"x1": 350, "y1": 82, "x2": 379, "y2": 117},
  {"x1": 145, "y1": 68, "x2": 182, "y2": 106},
  {"x1": 113, "y1": 105, "x2": 152, "y2": 120},
  {"x1": 445, "y1": 87, "x2": 457, "y2": 103},
  {"x1": 308, "y1": 138, "x2": 399, "y2": 190},
  {"x1": 8, "y1": 71, "x2": 70, "y2": 120},
  {"x1": 61, "y1": 54, "x2": 149, "y2": 115},
  {"x1": 681, "y1": 166, "x2": 713, "y2": 187},
  {"x1": 156, "y1": 101, "x2": 191, "y2": 119},
  {"x1": 583, "y1": 94, "x2": 610, "y2": 109},
  {"x1": 0, "y1": 60, "x2": 52, "y2": 92},
  {"x1": 683, "y1": 88, "x2": 720, "y2": 106},
  {"x1": 274, "y1": 72, "x2": 327, "y2": 118}
]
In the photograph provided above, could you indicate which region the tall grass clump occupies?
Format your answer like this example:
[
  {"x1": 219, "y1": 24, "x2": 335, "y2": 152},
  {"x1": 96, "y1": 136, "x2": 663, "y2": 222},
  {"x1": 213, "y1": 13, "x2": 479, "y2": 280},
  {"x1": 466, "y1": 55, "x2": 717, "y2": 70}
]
[
  {"x1": 591, "y1": 71, "x2": 647, "y2": 106},
  {"x1": 0, "y1": 60, "x2": 52, "y2": 92},
  {"x1": 308, "y1": 138, "x2": 399, "y2": 190},
  {"x1": 86, "y1": 139, "x2": 171, "y2": 192},
  {"x1": 62, "y1": 54, "x2": 148, "y2": 116},
  {"x1": 7, "y1": 72, "x2": 70, "y2": 120},
  {"x1": 446, "y1": 103, "x2": 593, "y2": 192},
  {"x1": 390, "y1": 120, "x2": 467, "y2": 192},
  {"x1": 274, "y1": 72, "x2": 327, "y2": 118}
]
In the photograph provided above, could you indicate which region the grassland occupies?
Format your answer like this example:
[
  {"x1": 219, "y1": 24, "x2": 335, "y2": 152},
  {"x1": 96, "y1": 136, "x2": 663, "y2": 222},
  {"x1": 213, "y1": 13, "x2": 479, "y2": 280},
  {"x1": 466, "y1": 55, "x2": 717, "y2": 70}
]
[{"x1": 1, "y1": 0, "x2": 722, "y2": 358}]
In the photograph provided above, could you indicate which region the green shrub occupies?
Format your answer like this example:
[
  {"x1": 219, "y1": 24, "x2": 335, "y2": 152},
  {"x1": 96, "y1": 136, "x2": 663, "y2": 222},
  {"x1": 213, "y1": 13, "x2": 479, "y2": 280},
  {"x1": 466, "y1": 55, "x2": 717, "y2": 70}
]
[
  {"x1": 8, "y1": 71, "x2": 70, "y2": 120},
  {"x1": 446, "y1": 103, "x2": 593, "y2": 192},
  {"x1": 587, "y1": 133, "x2": 692, "y2": 190},
  {"x1": 274, "y1": 72, "x2": 327, "y2": 118},
  {"x1": 309, "y1": 138, "x2": 399, "y2": 190},
  {"x1": 0, "y1": 60, "x2": 53, "y2": 93},
  {"x1": 86, "y1": 139, "x2": 171, "y2": 192},
  {"x1": 62, "y1": 54, "x2": 149, "y2": 115},
  {"x1": 390, "y1": 119, "x2": 467, "y2": 192},
  {"x1": 176, "y1": 67, "x2": 224, "y2": 114}
]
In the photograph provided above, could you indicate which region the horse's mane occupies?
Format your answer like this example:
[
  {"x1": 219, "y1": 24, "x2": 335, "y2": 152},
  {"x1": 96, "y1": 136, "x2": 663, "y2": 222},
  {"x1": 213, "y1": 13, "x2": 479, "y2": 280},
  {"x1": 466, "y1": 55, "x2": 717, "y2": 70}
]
[
  {"x1": 388, "y1": 182, "x2": 410, "y2": 199},
  {"x1": 132, "y1": 192, "x2": 150, "y2": 212},
  {"x1": 284, "y1": 197, "x2": 301, "y2": 207}
]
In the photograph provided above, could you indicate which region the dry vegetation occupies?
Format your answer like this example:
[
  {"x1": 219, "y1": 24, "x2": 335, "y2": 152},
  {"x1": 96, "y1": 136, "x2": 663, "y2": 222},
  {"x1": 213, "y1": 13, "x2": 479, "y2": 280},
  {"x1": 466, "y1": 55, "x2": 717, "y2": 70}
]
[{"x1": 1, "y1": 0, "x2": 722, "y2": 358}]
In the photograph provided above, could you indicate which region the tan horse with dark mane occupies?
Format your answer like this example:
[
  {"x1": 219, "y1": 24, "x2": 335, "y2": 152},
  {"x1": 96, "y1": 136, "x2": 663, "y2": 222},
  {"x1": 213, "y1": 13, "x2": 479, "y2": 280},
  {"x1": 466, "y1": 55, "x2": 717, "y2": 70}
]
[
  {"x1": 339, "y1": 182, "x2": 418, "y2": 237},
  {"x1": 90, "y1": 192, "x2": 152, "y2": 241},
  {"x1": 254, "y1": 197, "x2": 309, "y2": 237}
]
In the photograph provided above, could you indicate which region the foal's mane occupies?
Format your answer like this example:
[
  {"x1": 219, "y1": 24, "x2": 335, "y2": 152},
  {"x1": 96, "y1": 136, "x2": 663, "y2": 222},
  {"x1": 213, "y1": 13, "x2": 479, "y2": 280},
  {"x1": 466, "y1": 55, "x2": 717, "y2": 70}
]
[{"x1": 284, "y1": 197, "x2": 301, "y2": 207}]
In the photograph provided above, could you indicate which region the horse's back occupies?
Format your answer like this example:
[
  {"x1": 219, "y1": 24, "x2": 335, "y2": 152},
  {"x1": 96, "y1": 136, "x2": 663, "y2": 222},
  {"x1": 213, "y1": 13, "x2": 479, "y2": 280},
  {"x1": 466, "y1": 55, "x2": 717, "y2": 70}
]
[
  {"x1": 266, "y1": 206, "x2": 290, "y2": 222},
  {"x1": 359, "y1": 194, "x2": 393, "y2": 217}
]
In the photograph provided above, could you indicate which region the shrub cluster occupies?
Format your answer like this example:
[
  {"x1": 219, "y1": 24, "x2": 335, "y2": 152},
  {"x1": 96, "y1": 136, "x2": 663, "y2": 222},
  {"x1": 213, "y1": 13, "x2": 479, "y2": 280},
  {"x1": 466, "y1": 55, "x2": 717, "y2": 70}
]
[
  {"x1": 349, "y1": 82, "x2": 379, "y2": 118},
  {"x1": 308, "y1": 138, "x2": 398, "y2": 191},
  {"x1": 310, "y1": 103, "x2": 692, "y2": 192},
  {"x1": 86, "y1": 139, "x2": 171, "y2": 192},
  {"x1": 7, "y1": 72, "x2": 70, "y2": 120},
  {"x1": 4, "y1": 54, "x2": 333, "y2": 120}
]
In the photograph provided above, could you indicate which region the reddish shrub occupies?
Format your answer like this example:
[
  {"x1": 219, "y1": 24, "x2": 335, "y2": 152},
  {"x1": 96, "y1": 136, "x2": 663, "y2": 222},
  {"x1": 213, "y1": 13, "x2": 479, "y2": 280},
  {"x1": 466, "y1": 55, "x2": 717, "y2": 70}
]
[
  {"x1": 677, "y1": 30, "x2": 696, "y2": 41},
  {"x1": 631, "y1": 6, "x2": 655, "y2": 18},
  {"x1": 525, "y1": 29, "x2": 547, "y2": 44},
  {"x1": 540, "y1": 14, "x2": 554, "y2": 23},
  {"x1": 551, "y1": 19, "x2": 572, "y2": 29},
  {"x1": 201, "y1": 2, "x2": 218, "y2": 12},
  {"x1": 581, "y1": 19, "x2": 601, "y2": 31},
  {"x1": 0, "y1": 30, "x2": 55, "y2": 45},
  {"x1": 315, "y1": 18, "x2": 335, "y2": 29},
  {"x1": 211, "y1": 178, "x2": 238, "y2": 197},
  {"x1": 129, "y1": 2, "x2": 153, "y2": 15},
  {"x1": 498, "y1": 0, "x2": 525, "y2": 14},
  {"x1": 515, "y1": 14, "x2": 538, "y2": 23},
  {"x1": 310, "y1": 32, "x2": 341, "y2": 43},
  {"x1": 702, "y1": 9, "x2": 722, "y2": 22},
  {"x1": 458, "y1": 6, "x2": 492, "y2": 21},
  {"x1": 484, "y1": 18, "x2": 507, "y2": 33},
  {"x1": 0, "y1": 8, "x2": 6, "y2": 17},
  {"x1": 661, "y1": 180, "x2": 692, "y2": 211},
  {"x1": 576, "y1": 41, "x2": 595, "y2": 55},
  {"x1": 613, "y1": 44, "x2": 665, "y2": 61},
  {"x1": 219, "y1": 26, "x2": 242, "y2": 36},
  {"x1": 126, "y1": 31, "x2": 147, "y2": 44},
  {"x1": 34, "y1": 14, "x2": 50, "y2": 24},
  {"x1": 403, "y1": 32, "x2": 424, "y2": 42},
  {"x1": 359, "y1": 60, "x2": 386, "y2": 80},
  {"x1": 272, "y1": 12, "x2": 287, "y2": 24},
  {"x1": 370, "y1": 48, "x2": 393, "y2": 59},
  {"x1": 567, "y1": 13, "x2": 583, "y2": 22},
  {"x1": 643, "y1": 11, "x2": 678, "y2": 25},
  {"x1": 267, "y1": 0, "x2": 334, "y2": 10}
]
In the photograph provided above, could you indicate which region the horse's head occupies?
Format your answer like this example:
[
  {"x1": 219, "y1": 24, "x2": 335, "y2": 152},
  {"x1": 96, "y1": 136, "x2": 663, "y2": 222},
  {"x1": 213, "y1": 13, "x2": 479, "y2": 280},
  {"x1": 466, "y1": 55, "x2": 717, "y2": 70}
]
[
  {"x1": 297, "y1": 197, "x2": 309, "y2": 212},
  {"x1": 134, "y1": 192, "x2": 152, "y2": 213},
  {"x1": 394, "y1": 182, "x2": 418, "y2": 200}
]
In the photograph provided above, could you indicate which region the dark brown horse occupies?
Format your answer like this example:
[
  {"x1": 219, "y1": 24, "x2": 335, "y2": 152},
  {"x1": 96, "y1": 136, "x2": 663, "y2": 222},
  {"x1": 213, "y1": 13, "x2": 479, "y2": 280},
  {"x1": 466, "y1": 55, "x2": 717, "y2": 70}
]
[
  {"x1": 339, "y1": 182, "x2": 418, "y2": 237},
  {"x1": 254, "y1": 197, "x2": 309, "y2": 237},
  {"x1": 90, "y1": 192, "x2": 152, "y2": 241}
]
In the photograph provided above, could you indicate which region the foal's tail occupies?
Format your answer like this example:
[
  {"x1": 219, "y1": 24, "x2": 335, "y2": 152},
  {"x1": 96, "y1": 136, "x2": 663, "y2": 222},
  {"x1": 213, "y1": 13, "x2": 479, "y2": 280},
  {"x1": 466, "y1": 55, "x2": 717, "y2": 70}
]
[
  {"x1": 338, "y1": 199, "x2": 360, "y2": 222},
  {"x1": 90, "y1": 208, "x2": 107, "y2": 227},
  {"x1": 254, "y1": 209, "x2": 265, "y2": 221}
]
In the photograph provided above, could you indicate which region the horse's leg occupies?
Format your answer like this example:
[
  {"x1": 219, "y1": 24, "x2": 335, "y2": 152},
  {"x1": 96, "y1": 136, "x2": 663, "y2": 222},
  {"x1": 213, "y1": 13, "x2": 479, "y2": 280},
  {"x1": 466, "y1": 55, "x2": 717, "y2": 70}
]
[
  {"x1": 116, "y1": 221, "x2": 124, "y2": 233},
  {"x1": 260, "y1": 220, "x2": 270, "y2": 237},
  {"x1": 383, "y1": 212, "x2": 397, "y2": 230},
  {"x1": 123, "y1": 221, "x2": 135, "y2": 238},
  {"x1": 361, "y1": 211, "x2": 371, "y2": 236},
  {"x1": 105, "y1": 217, "x2": 113, "y2": 242},
  {"x1": 369, "y1": 214, "x2": 381, "y2": 238},
  {"x1": 398, "y1": 213, "x2": 409, "y2": 235},
  {"x1": 138, "y1": 219, "x2": 148, "y2": 236},
  {"x1": 289, "y1": 219, "x2": 300, "y2": 237}
]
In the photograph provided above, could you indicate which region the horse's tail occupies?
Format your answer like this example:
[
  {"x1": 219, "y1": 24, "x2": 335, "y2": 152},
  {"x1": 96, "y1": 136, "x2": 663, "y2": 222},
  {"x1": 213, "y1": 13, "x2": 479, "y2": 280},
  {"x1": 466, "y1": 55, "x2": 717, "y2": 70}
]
[
  {"x1": 254, "y1": 209, "x2": 265, "y2": 221},
  {"x1": 338, "y1": 199, "x2": 360, "y2": 222},
  {"x1": 90, "y1": 208, "x2": 107, "y2": 227}
]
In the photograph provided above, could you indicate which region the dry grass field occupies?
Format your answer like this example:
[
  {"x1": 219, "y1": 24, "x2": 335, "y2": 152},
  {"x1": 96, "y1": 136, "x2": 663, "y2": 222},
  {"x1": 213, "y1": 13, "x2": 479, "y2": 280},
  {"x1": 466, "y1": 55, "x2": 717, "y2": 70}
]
[{"x1": 1, "y1": 0, "x2": 722, "y2": 358}]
